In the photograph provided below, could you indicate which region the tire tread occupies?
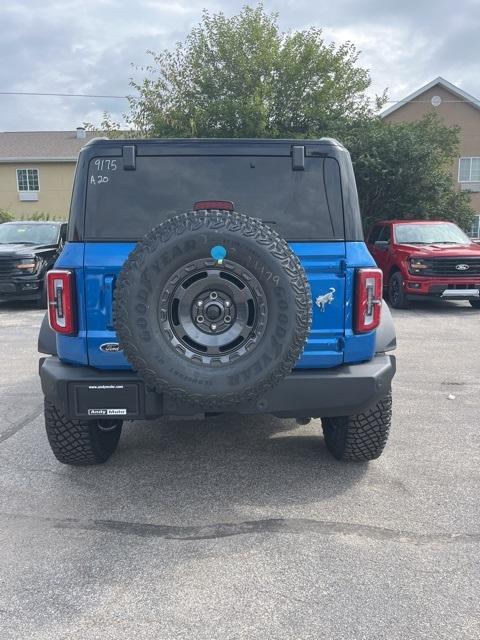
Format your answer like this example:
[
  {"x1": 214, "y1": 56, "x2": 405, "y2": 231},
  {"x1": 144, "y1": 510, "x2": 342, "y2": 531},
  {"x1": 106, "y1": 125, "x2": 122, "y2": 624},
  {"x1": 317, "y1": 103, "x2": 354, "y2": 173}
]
[
  {"x1": 44, "y1": 400, "x2": 121, "y2": 465},
  {"x1": 114, "y1": 210, "x2": 312, "y2": 408},
  {"x1": 322, "y1": 392, "x2": 392, "y2": 461}
]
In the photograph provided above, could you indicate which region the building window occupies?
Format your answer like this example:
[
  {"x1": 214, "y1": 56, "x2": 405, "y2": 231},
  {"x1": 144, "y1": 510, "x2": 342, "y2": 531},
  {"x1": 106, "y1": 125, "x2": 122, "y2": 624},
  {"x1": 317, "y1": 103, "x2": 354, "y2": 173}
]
[
  {"x1": 16, "y1": 168, "x2": 39, "y2": 192},
  {"x1": 471, "y1": 214, "x2": 480, "y2": 239},
  {"x1": 16, "y1": 168, "x2": 39, "y2": 201},
  {"x1": 458, "y1": 157, "x2": 480, "y2": 182}
]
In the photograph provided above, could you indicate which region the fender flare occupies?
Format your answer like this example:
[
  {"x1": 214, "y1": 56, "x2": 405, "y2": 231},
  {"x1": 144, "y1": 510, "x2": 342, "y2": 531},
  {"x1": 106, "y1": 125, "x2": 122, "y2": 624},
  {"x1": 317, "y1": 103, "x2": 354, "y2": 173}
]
[
  {"x1": 38, "y1": 313, "x2": 57, "y2": 356},
  {"x1": 375, "y1": 301, "x2": 396, "y2": 353}
]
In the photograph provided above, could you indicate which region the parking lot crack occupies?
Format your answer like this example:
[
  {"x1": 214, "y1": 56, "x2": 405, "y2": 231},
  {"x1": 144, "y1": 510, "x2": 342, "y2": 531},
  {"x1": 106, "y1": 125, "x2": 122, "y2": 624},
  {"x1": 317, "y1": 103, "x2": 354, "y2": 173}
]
[
  {"x1": 1, "y1": 511, "x2": 479, "y2": 546},
  {"x1": 0, "y1": 403, "x2": 43, "y2": 444}
]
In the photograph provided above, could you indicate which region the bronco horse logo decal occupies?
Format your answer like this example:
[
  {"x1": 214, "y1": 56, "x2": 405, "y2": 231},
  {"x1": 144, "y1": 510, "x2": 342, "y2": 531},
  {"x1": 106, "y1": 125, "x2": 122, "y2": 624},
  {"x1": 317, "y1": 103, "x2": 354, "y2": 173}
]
[{"x1": 315, "y1": 287, "x2": 336, "y2": 311}]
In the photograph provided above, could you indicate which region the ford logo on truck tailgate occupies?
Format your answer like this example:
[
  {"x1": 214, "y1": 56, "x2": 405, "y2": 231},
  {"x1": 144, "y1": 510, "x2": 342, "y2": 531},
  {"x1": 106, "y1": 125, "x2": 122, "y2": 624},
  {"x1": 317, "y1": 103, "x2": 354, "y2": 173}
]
[{"x1": 100, "y1": 342, "x2": 121, "y2": 352}]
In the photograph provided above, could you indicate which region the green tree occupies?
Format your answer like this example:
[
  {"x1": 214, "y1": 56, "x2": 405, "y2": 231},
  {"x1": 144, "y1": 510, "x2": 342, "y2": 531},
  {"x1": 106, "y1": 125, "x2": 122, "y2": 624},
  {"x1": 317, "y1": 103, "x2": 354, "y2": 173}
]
[
  {"x1": 97, "y1": 3, "x2": 473, "y2": 230},
  {"x1": 0, "y1": 208, "x2": 14, "y2": 224},
  {"x1": 22, "y1": 212, "x2": 53, "y2": 221},
  {"x1": 345, "y1": 115, "x2": 474, "y2": 231},
  {"x1": 124, "y1": 4, "x2": 382, "y2": 138}
]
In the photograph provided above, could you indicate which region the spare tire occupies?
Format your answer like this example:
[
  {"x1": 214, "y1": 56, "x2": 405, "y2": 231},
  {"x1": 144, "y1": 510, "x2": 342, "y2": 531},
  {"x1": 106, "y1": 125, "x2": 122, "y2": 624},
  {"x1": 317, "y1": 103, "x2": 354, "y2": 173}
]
[{"x1": 114, "y1": 210, "x2": 312, "y2": 408}]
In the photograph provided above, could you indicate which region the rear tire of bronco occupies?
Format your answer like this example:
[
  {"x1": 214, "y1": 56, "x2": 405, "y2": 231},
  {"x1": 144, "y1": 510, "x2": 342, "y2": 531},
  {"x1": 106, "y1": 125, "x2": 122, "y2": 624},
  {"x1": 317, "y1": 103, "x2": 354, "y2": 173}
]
[
  {"x1": 44, "y1": 400, "x2": 122, "y2": 465},
  {"x1": 388, "y1": 272, "x2": 409, "y2": 309},
  {"x1": 469, "y1": 300, "x2": 480, "y2": 309},
  {"x1": 322, "y1": 392, "x2": 392, "y2": 461}
]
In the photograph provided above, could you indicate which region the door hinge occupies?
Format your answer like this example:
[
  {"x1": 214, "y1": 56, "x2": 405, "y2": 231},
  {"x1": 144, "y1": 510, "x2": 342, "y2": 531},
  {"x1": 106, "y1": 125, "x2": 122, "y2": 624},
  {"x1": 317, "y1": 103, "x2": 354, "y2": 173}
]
[
  {"x1": 104, "y1": 275, "x2": 115, "y2": 329},
  {"x1": 291, "y1": 146, "x2": 305, "y2": 171},
  {"x1": 123, "y1": 145, "x2": 136, "y2": 171}
]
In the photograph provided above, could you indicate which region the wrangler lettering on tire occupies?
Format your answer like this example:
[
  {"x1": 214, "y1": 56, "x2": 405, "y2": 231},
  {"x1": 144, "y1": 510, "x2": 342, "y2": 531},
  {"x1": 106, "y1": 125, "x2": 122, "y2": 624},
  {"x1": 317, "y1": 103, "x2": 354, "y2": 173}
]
[{"x1": 114, "y1": 210, "x2": 312, "y2": 408}]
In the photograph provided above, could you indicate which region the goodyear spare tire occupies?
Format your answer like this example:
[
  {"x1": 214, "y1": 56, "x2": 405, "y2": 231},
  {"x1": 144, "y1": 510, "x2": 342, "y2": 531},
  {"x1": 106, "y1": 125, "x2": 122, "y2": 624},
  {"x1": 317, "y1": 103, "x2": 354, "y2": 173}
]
[{"x1": 114, "y1": 210, "x2": 312, "y2": 408}]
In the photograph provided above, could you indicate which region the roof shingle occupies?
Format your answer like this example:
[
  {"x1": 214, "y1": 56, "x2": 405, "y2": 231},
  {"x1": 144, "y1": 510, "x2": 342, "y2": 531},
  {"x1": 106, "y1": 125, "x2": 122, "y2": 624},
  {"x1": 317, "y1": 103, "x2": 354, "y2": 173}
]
[{"x1": 0, "y1": 130, "x2": 101, "y2": 162}]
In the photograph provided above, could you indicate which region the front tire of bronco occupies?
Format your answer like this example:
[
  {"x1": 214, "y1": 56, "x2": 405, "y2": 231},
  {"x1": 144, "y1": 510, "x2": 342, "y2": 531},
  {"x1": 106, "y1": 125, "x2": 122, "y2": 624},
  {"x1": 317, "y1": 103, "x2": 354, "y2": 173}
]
[
  {"x1": 322, "y1": 392, "x2": 392, "y2": 461},
  {"x1": 44, "y1": 400, "x2": 122, "y2": 465},
  {"x1": 388, "y1": 272, "x2": 409, "y2": 309}
]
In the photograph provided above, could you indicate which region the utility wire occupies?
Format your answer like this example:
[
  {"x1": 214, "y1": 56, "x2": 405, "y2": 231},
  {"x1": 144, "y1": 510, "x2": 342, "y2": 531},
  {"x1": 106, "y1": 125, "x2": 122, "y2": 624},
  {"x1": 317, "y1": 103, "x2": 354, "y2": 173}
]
[
  {"x1": 0, "y1": 90, "x2": 479, "y2": 106},
  {"x1": 0, "y1": 91, "x2": 131, "y2": 99}
]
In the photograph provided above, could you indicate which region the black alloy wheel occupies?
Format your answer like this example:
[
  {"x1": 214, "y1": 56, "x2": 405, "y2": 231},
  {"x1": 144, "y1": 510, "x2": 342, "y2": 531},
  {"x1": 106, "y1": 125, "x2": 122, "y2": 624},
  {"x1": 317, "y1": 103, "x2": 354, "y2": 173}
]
[
  {"x1": 160, "y1": 260, "x2": 267, "y2": 364},
  {"x1": 114, "y1": 210, "x2": 312, "y2": 408},
  {"x1": 388, "y1": 272, "x2": 409, "y2": 309}
]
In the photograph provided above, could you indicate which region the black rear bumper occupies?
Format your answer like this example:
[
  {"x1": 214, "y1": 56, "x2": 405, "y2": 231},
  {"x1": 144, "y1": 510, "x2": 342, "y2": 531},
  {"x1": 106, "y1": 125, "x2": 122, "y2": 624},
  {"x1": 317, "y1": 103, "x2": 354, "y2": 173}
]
[{"x1": 39, "y1": 355, "x2": 396, "y2": 420}]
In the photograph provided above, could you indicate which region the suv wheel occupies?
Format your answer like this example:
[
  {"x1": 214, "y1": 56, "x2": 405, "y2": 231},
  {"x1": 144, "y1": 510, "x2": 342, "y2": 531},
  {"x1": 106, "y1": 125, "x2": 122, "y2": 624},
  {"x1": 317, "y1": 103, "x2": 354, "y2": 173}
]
[
  {"x1": 322, "y1": 392, "x2": 392, "y2": 461},
  {"x1": 388, "y1": 272, "x2": 409, "y2": 309},
  {"x1": 44, "y1": 400, "x2": 122, "y2": 465},
  {"x1": 114, "y1": 210, "x2": 312, "y2": 409},
  {"x1": 469, "y1": 299, "x2": 480, "y2": 309}
]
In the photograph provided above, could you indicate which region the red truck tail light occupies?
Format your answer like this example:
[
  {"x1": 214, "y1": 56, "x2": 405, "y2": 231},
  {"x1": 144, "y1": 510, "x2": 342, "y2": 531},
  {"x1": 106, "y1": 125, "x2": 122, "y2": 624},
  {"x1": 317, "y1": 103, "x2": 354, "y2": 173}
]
[
  {"x1": 47, "y1": 270, "x2": 76, "y2": 335},
  {"x1": 355, "y1": 268, "x2": 383, "y2": 333}
]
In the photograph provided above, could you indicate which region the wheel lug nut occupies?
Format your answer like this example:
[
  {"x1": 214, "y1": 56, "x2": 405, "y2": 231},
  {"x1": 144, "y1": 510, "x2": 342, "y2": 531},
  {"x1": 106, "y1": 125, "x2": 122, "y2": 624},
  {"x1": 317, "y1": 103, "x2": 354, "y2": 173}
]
[
  {"x1": 197, "y1": 315, "x2": 204, "y2": 323},
  {"x1": 210, "y1": 292, "x2": 218, "y2": 300},
  {"x1": 211, "y1": 323, "x2": 217, "y2": 331},
  {"x1": 197, "y1": 300, "x2": 203, "y2": 307},
  {"x1": 224, "y1": 315, "x2": 231, "y2": 323},
  {"x1": 225, "y1": 300, "x2": 231, "y2": 307}
]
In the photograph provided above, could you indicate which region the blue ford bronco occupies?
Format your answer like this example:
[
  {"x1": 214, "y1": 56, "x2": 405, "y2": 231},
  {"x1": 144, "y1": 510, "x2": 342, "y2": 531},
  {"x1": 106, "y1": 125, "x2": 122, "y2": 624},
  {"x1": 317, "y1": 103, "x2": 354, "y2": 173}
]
[{"x1": 38, "y1": 137, "x2": 396, "y2": 465}]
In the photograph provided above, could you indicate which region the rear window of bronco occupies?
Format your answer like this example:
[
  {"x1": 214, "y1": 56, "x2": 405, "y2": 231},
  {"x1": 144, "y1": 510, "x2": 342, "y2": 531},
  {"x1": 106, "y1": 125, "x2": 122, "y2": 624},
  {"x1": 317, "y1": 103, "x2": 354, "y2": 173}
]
[{"x1": 84, "y1": 155, "x2": 345, "y2": 242}]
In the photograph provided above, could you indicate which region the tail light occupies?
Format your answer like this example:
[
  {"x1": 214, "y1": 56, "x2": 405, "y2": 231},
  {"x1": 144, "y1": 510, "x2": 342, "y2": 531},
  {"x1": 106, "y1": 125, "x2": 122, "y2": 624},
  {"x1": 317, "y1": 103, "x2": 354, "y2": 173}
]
[
  {"x1": 355, "y1": 268, "x2": 383, "y2": 333},
  {"x1": 47, "y1": 270, "x2": 76, "y2": 335}
]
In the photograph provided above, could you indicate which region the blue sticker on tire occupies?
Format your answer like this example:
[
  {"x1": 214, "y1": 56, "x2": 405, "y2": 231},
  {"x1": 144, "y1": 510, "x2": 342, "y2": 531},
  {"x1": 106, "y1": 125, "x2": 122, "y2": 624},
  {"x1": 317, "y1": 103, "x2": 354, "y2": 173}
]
[{"x1": 211, "y1": 245, "x2": 227, "y2": 264}]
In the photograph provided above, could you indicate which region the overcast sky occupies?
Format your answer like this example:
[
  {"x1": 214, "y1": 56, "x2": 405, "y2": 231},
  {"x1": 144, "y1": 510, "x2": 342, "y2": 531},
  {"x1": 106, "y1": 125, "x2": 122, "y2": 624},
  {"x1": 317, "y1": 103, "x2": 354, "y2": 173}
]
[{"x1": 1, "y1": 0, "x2": 479, "y2": 131}]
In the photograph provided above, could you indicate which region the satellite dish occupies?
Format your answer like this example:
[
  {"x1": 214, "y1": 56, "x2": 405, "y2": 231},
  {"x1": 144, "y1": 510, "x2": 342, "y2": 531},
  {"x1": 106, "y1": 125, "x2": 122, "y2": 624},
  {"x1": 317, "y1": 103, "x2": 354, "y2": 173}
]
[{"x1": 431, "y1": 95, "x2": 442, "y2": 107}]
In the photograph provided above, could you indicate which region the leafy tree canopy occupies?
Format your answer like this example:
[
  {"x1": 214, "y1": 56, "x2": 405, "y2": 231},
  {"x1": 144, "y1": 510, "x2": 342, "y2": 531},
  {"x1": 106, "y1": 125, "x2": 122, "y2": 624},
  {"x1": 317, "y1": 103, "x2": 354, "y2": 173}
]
[
  {"x1": 93, "y1": 4, "x2": 473, "y2": 231},
  {"x1": 124, "y1": 5, "x2": 382, "y2": 138},
  {"x1": 344, "y1": 115, "x2": 474, "y2": 231}
]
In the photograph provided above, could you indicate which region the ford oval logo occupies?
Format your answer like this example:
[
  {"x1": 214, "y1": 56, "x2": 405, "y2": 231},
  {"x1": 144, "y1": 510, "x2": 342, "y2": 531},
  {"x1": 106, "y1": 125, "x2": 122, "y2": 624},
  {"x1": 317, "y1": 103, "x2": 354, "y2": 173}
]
[
  {"x1": 455, "y1": 264, "x2": 470, "y2": 271},
  {"x1": 100, "y1": 342, "x2": 121, "y2": 353}
]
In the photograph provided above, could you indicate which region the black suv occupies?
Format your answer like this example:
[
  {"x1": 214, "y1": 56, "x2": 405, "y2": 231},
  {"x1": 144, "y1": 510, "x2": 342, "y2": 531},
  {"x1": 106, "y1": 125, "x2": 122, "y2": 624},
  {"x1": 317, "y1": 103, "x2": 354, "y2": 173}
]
[
  {"x1": 39, "y1": 137, "x2": 396, "y2": 465},
  {"x1": 0, "y1": 221, "x2": 67, "y2": 307}
]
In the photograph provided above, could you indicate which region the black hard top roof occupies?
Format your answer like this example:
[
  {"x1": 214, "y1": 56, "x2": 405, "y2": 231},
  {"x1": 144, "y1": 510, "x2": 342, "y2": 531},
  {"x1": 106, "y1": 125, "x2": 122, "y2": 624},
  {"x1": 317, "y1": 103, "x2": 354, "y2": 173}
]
[{"x1": 84, "y1": 136, "x2": 346, "y2": 149}]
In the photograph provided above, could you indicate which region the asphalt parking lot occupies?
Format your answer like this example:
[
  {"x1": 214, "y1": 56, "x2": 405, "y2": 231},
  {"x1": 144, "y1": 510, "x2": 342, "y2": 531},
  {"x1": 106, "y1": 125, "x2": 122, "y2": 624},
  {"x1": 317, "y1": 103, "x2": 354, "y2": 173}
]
[{"x1": 0, "y1": 300, "x2": 479, "y2": 640}]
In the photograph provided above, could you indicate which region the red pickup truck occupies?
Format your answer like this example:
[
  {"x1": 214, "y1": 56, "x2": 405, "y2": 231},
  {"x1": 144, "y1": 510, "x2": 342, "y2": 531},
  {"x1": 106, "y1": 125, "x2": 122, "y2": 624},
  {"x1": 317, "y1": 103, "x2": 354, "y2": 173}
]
[{"x1": 367, "y1": 220, "x2": 480, "y2": 309}]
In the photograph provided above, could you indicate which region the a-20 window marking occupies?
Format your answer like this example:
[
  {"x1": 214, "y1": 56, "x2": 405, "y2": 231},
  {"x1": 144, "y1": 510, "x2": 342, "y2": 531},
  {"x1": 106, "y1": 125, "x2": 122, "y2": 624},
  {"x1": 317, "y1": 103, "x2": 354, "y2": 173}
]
[{"x1": 90, "y1": 158, "x2": 117, "y2": 185}]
